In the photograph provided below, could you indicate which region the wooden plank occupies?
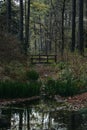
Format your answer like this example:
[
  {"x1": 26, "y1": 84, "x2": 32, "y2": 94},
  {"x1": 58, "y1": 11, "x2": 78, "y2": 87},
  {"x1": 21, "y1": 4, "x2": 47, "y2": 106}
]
[
  {"x1": 31, "y1": 56, "x2": 55, "y2": 59},
  {"x1": 30, "y1": 54, "x2": 57, "y2": 64},
  {"x1": 31, "y1": 55, "x2": 57, "y2": 57}
]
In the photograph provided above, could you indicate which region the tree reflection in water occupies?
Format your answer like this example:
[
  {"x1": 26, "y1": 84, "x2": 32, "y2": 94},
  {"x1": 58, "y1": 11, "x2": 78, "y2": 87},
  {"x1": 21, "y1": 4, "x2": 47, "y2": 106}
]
[
  {"x1": 19, "y1": 110, "x2": 23, "y2": 130},
  {"x1": 0, "y1": 106, "x2": 87, "y2": 130},
  {"x1": 27, "y1": 109, "x2": 30, "y2": 130}
]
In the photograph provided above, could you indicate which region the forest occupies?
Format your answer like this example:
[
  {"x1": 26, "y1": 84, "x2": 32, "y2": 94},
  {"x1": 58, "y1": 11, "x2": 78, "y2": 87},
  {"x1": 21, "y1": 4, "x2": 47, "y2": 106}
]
[
  {"x1": 0, "y1": 0, "x2": 87, "y2": 95},
  {"x1": 0, "y1": 0, "x2": 87, "y2": 102},
  {"x1": 0, "y1": 0, "x2": 87, "y2": 129},
  {"x1": 0, "y1": 0, "x2": 87, "y2": 57}
]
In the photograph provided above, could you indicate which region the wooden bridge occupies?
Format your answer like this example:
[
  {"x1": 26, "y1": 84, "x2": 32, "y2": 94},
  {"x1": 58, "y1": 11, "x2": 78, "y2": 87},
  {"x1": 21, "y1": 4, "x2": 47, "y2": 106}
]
[{"x1": 31, "y1": 54, "x2": 57, "y2": 64}]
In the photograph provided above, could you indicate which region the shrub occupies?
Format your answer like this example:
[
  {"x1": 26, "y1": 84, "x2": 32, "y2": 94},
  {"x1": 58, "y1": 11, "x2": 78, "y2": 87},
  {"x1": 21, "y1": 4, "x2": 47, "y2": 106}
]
[
  {"x1": 26, "y1": 70, "x2": 39, "y2": 81},
  {"x1": 45, "y1": 77, "x2": 80, "y2": 97},
  {"x1": 0, "y1": 31, "x2": 24, "y2": 62},
  {"x1": 0, "y1": 81, "x2": 41, "y2": 99},
  {"x1": 58, "y1": 61, "x2": 67, "y2": 70},
  {"x1": 55, "y1": 79, "x2": 80, "y2": 97},
  {"x1": 45, "y1": 78, "x2": 56, "y2": 97}
]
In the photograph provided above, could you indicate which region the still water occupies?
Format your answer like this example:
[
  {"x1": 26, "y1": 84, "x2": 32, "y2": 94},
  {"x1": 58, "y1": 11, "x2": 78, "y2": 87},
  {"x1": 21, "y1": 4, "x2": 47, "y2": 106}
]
[{"x1": 0, "y1": 100, "x2": 87, "y2": 130}]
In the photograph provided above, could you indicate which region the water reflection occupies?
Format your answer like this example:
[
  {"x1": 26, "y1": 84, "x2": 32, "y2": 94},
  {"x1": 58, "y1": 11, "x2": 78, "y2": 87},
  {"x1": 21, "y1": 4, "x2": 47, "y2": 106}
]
[{"x1": 0, "y1": 105, "x2": 87, "y2": 130}]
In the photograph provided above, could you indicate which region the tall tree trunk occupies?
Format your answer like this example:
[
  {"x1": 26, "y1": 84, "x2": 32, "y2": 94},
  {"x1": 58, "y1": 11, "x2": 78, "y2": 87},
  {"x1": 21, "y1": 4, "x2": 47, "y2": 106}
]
[
  {"x1": 71, "y1": 0, "x2": 76, "y2": 52},
  {"x1": 7, "y1": 0, "x2": 11, "y2": 32},
  {"x1": 39, "y1": 16, "x2": 43, "y2": 52},
  {"x1": 78, "y1": 0, "x2": 84, "y2": 55},
  {"x1": 61, "y1": 0, "x2": 66, "y2": 56},
  {"x1": 34, "y1": 21, "x2": 37, "y2": 54},
  {"x1": 19, "y1": 0, "x2": 24, "y2": 44},
  {"x1": 44, "y1": 18, "x2": 48, "y2": 55},
  {"x1": 25, "y1": 0, "x2": 30, "y2": 55},
  {"x1": 49, "y1": 0, "x2": 53, "y2": 53}
]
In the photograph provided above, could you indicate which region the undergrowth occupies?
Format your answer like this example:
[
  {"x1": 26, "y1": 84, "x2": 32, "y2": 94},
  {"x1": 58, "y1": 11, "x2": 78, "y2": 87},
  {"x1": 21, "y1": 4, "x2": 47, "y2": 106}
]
[
  {"x1": 0, "y1": 81, "x2": 41, "y2": 99},
  {"x1": 0, "y1": 51, "x2": 87, "y2": 98}
]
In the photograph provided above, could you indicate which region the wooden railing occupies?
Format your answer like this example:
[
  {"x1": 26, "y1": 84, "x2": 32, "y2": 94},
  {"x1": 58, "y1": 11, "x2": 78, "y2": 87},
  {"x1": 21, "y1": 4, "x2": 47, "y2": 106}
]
[{"x1": 31, "y1": 55, "x2": 57, "y2": 64}]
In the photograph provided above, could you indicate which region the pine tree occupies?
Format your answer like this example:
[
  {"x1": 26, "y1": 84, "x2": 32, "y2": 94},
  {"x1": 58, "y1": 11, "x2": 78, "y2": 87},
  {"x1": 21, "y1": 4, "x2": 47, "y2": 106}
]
[
  {"x1": 71, "y1": 0, "x2": 76, "y2": 52},
  {"x1": 19, "y1": 0, "x2": 24, "y2": 43},
  {"x1": 78, "y1": 0, "x2": 84, "y2": 55},
  {"x1": 7, "y1": 0, "x2": 11, "y2": 32}
]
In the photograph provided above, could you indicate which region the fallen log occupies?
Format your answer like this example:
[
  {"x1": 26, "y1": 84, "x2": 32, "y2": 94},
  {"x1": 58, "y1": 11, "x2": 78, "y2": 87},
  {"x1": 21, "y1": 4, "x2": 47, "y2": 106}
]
[{"x1": 0, "y1": 96, "x2": 40, "y2": 106}]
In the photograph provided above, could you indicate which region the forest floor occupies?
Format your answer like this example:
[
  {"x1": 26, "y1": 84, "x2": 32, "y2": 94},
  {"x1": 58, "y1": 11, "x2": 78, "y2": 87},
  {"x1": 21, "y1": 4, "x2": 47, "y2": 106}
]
[
  {"x1": 0, "y1": 53, "x2": 87, "y2": 110},
  {"x1": 0, "y1": 92, "x2": 87, "y2": 111},
  {"x1": 66, "y1": 92, "x2": 87, "y2": 110}
]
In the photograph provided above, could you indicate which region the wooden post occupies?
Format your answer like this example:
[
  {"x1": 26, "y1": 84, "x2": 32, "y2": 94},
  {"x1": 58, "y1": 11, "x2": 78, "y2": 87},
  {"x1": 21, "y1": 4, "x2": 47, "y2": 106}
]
[
  {"x1": 39, "y1": 54, "x2": 40, "y2": 63},
  {"x1": 47, "y1": 55, "x2": 48, "y2": 63},
  {"x1": 55, "y1": 55, "x2": 57, "y2": 63}
]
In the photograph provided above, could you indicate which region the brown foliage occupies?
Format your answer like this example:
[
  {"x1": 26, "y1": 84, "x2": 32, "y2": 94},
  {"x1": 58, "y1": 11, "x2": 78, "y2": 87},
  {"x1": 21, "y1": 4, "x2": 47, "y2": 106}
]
[{"x1": 0, "y1": 31, "x2": 24, "y2": 62}]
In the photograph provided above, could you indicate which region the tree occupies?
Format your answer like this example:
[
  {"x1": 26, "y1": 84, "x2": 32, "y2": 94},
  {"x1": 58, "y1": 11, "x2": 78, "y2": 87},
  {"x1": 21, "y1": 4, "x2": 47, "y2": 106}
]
[
  {"x1": 7, "y1": 0, "x2": 11, "y2": 32},
  {"x1": 19, "y1": 0, "x2": 24, "y2": 45},
  {"x1": 78, "y1": 0, "x2": 84, "y2": 55},
  {"x1": 71, "y1": 0, "x2": 76, "y2": 52},
  {"x1": 61, "y1": 0, "x2": 66, "y2": 56},
  {"x1": 25, "y1": 0, "x2": 30, "y2": 55}
]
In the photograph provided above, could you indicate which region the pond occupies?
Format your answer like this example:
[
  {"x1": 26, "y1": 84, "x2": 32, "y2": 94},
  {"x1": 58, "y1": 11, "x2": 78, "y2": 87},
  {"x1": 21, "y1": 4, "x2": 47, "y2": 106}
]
[{"x1": 0, "y1": 100, "x2": 87, "y2": 130}]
